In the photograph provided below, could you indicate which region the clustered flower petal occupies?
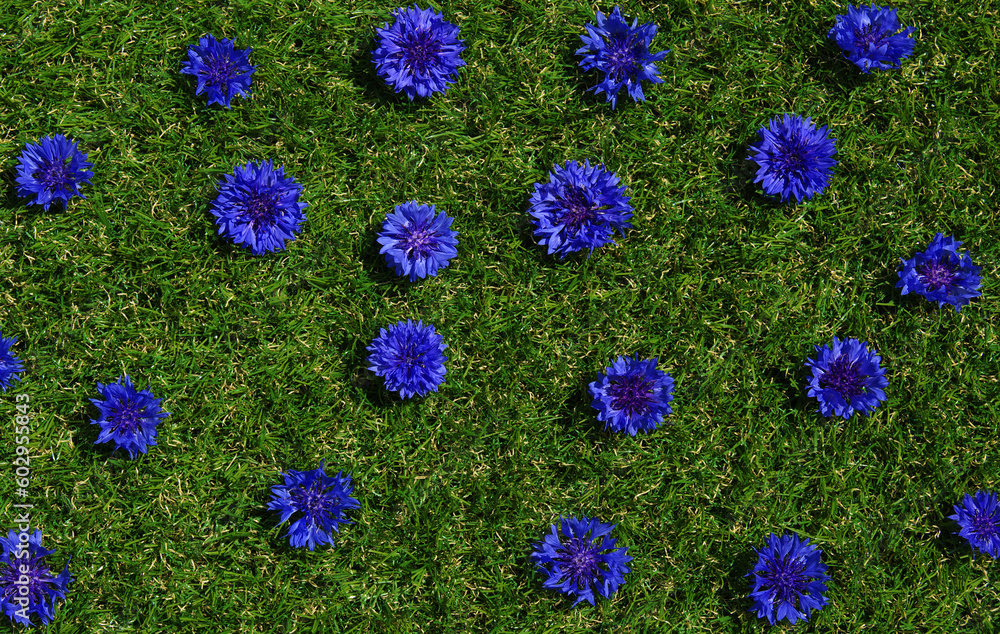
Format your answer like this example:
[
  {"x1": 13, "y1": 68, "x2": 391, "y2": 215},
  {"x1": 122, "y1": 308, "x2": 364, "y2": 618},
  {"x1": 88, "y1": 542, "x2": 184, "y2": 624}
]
[
  {"x1": 378, "y1": 201, "x2": 459, "y2": 282},
  {"x1": 576, "y1": 5, "x2": 669, "y2": 108},
  {"x1": 267, "y1": 462, "x2": 360, "y2": 551},
  {"x1": 210, "y1": 160, "x2": 308, "y2": 255},
  {"x1": 373, "y1": 5, "x2": 466, "y2": 100},
  {"x1": 747, "y1": 532, "x2": 830, "y2": 625},
  {"x1": 805, "y1": 336, "x2": 888, "y2": 420},
  {"x1": 180, "y1": 33, "x2": 257, "y2": 108},
  {"x1": 589, "y1": 354, "x2": 674, "y2": 436},
  {"x1": 828, "y1": 4, "x2": 917, "y2": 73},
  {"x1": 950, "y1": 490, "x2": 1000, "y2": 559},
  {"x1": 15, "y1": 134, "x2": 94, "y2": 212},
  {"x1": 530, "y1": 516, "x2": 632, "y2": 607},
  {"x1": 90, "y1": 375, "x2": 170, "y2": 459},
  {"x1": 367, "y1": 319, "x2": 447, "y2": 398},
  {"x1": 528, "y1": 159, "x2": 633, "y2": 258},
  {"x1": 897, "y1": 233, "x2": 982, "y2": 312},
  {"x1": 0, "y1": 331, "x2": 24, "y2": 392},
  {"x1": 0, "y1": 529, "x2": 73, "y2": 627},
  {"x1": 747, "y1": 114, "x2": 837, "y2": 203}
]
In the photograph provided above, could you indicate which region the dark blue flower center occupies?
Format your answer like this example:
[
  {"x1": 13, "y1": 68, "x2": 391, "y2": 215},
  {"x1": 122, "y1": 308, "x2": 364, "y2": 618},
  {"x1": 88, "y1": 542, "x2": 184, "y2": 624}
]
[
  {"x1": 291, "y1": 481, "x2": 337, "y2": 518},
  {"x1": 607, "y1": 374, "x2": 654, "y2": 418},
  {"x1": 402, "y1": 223, "x2": 437, "y2": 259},
  {"x1": 202, "y1": 54, "x2": 241, "y2": 88},
  {"x1": 852, "y1": 24, "x2": 890, "y2": 53},
  {"x1": 558, "y1": 186, "x2": 600, "y2": 233},
  {"x1": 969, "y1": 511, "x2": 999, "y2": 542},
  {"x1": 916, "y1": 257, "x2": 959, "y2": 292},
  {"x1": 760, "y1": 553, "x2": 809, "y2": 604},
  {"x1": 818, "y1": 354, "x2": 868, "y2": 399},
  {"x1": 561, "y1": 538, "x2": 600, "y2": 587},
  {"x1": 605, "y1": 35, "x2": 640, "y2": 81},
  {"x1": 110, "y1": 399, "x2": 144, "y2": 434},
  {"x1": 402, "y1": 30, "x2": 443, "y2": 75},
  {"x1": 242, "y1": 191, "x2": 280, "y2": 228},
  {"x1": 395, "y1": 341, "x2": 426, "y2": 370},
  {"x1": 33, "y1": 159, "x2": 71, "y2": 191},
  {"x1": 0, "y1": 555, "x2": 53, "y2": 604},
  {"x1": 773, "y1": 133, "x2": 811, "y2": 177}
]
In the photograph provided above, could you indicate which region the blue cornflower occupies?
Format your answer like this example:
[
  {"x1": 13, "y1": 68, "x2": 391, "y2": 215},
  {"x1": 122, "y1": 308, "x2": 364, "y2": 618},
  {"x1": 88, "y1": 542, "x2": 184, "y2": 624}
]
[
  {"x1": 180, "y1": 33, "x2": 257, "y2": 108},
  {"x1": 210, "y1": 160, "x2": 308, "y2": 255},
  {"x1": 950, "y1": 490, "x2": 1000, "y2": 559},
  {"x1": 378, "y1": 201, "x2": 459, "y2": 282},
  {"x1": 576, "y1": 6, "x2": 669, "y2": 108},
  {"x1": 805, "y1": 336, "x2": 887, "y2": 420},
  {"x1": 367, "y1": 319, "x2": 447, "y2": 399},
  {"x1": 897, "y1": 233, "x2": 981, "y2": 312},
  {"x1": 267, "y1": 461, "x2": 360, "y2": 551},
  {"x1": 90, "y1": 375, "x2": 170, "y2": 459},
  {"x1": 15, "y1": 134, "x2": 94, "y2": 212},
  {"x1": 0, "y1": 528, "x2": 72, "y2": 627},
  {"x1": 747, "y1": 114, "x2": 837, "y2": 204},
  {"x1": 530, "y1": 516, "x2": 632, "y2": 607},
  {"x1": 528, "y1": 159, "x2": 633, "y2": 258},
  {"x1": 747, "y1": 532, "x2": 830, "y2": 625},
  {"x1": 0, "y1": 331, "x2": 24, "y2": 392},
  {"x1": 373, "y1": 5, "x2": 466, "y2": 100},
  {"x1": 828, "y1": 4, "x2": 916, "y2": 73},
  {"x1": 589, "y1": 354, "x2": 674, "y2": 436}
]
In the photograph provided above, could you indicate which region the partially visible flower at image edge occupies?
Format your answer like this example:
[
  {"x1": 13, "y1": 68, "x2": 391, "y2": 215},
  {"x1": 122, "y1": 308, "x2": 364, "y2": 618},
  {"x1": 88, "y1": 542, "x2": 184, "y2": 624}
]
[
  {"x1": 530, "y1": 516, "x2": 632, "y2": 607},
  {"x1": 896, "y1": 232, "x2": 981, "y2": 312},
  {"x1": 804, "y1": 336, "x2": 887, "y2": 420},
  {"x1": 15, "y1": 134, "x2": 94, "y2": 212},
  {"x1": 0, "y1": 528, "x2": 72, "y2": 627},
  {"x1": 0, "y1": 331, "x2": 24, "y2": 392},
  {"x1": 589, "y1": 354, "x2": 674, "y2": 436},
  {"x1": 373, "y1": 5, "x2": 466, "y2": 100},
  {"x1": 267, "y1": 461, "x2": 360, "y2": 551},
  {"x1": 949, "y1": 490, "x2": 1000, "y2": 559},
  {"x1": 747, "y1": 532, "x2": 830, "y2": 625},
  {"x1": 747, "y1": 114, "x2": 837, "y2": 204},
  {"x1": 90, "y1": 375, "x2": 170, "y2": 459},
  {"x1": 378, "y1": 201, "x2": 459, "y2": 282},
  {"x1": 528, "y1": 159, "x2": 633, "y2": 258},
  {"x1": 180, "y1": 33, "x2": 257, "y2": 108},
  {"x1": 576, "y1": 5, "x2": 669, "y2": 108},
  {"x1": 367, "y1": 319, "x2": 447, "y2": 398},
  {"x1": 210, "y1": 160, "x2": 308, "y2": 255},
  {"x1": 827, "y1": 4, "x2": 916, "y2": 73}
]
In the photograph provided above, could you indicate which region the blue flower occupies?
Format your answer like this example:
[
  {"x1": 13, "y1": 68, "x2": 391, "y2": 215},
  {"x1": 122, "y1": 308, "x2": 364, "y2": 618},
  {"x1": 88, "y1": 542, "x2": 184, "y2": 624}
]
[
  {"x1": 828, "y1": 4, "x2": 916, "y2": 73},
  {"x1": 949, "y1": 490, "x2": 1000, "y2": 559},
  {"x1": 589, "y1": 354, "x2": 674, "y2": 436},
  {"x1": 897, "y1": 233, "x2": 981, "y2": 312},
  {"x1": 576, "y1": 5, "x2": 669, "y2": 108},
  {"x1": 267, "y1": 462, "x2": 360, "y2": 551},
  {"x1": 747, "y1": 114, "x2": 837, "y2": 204},
  {"x1": 530, "y1": 516, "x2": 632, "y2": 607},
  {"x1": 378, "y1": 201, "x2": 459, "y2": 282},
  {"x1": 180, "y1": 33, "x2": 257, "y2": 108},
  {"x1": 373, "y1": 5, "x2": 466, "y2": 100},
  {"x1": 90, "y1": 375, "x2": 170, "y2": 459},
  {"x1": 210, "y1": 160, "x2": 308, "y2": 255},
  {"x1": 805, "y1": 336, "x2": 887, "y2": 420},
  {"x1": 15, "y1": 134, "x2": 94, "y2": 212},
  {"x1": 0, "y1": 528, "x2": 72, "y2": 627},
  {"x1": 747, "y1": 532, "x2": 830, "y2": 625},
  {"x1": 0, "y1": 331, "x2": 24, "y2": 392},
  {"x1": 528, "y1": 159, "x2": 633, "y2": 258},
  {"x1": 367, "y1": 319, "x2": 447, "y2": 399}
]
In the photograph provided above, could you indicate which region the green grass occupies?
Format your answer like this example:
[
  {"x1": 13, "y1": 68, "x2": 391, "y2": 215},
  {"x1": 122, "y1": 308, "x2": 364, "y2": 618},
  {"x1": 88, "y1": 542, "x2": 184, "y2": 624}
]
[{"x1": 1, "y1": 0, "x2": 999, "y2": 631}]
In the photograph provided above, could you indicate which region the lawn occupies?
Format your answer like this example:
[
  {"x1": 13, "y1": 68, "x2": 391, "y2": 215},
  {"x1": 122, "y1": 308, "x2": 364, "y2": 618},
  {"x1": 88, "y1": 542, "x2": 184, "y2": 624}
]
[{"x1": 1, "y1": 0, "x2": 998, "y2": 631}]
